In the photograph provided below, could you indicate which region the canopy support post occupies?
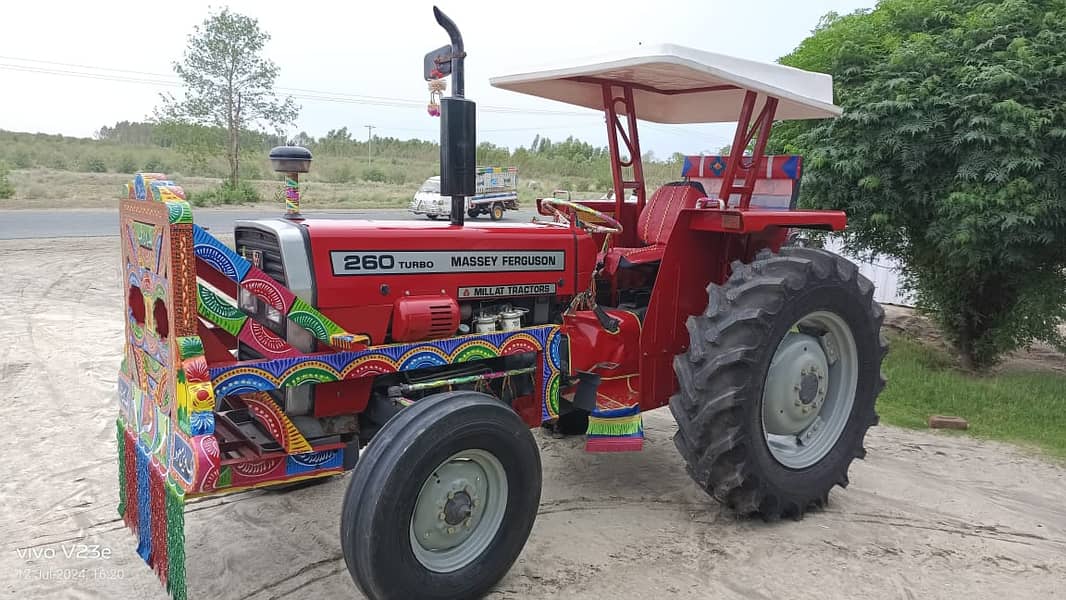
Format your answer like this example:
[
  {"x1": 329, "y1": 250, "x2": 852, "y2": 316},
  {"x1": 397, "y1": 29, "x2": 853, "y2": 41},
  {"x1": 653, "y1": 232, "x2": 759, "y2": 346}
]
[
  {"x1": 717, "y1": 91, "x2": 779, "y2": 210},
  {"x1": 602, "y1": 83, "x2": 647, "y2": 234}
]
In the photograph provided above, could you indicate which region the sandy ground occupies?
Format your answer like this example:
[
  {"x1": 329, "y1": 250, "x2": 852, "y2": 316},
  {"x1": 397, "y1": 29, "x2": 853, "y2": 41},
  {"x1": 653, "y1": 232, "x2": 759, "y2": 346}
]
[{"x1": 1, "y1": 236, "x2": 1065, "y2": 600}]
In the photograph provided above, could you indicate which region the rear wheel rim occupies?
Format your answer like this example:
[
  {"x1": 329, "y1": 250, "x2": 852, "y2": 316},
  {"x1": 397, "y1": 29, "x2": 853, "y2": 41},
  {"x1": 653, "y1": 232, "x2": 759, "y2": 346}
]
[
  {"x1": 409, "y1": 449, "x2": 508, "y2": 573},
  {"x1": 761, "y1": 310, "x2": 858, "y2": 469}
]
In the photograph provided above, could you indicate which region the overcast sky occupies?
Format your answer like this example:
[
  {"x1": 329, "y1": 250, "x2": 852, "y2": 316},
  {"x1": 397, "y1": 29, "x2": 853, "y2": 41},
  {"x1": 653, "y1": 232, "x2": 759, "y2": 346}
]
[{"x1": 0, "y1": 0, "x2": 875, "y2": 157}]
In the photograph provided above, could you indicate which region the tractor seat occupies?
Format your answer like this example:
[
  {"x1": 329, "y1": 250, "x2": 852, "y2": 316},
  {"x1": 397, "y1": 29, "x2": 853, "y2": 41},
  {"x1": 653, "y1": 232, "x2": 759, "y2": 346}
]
[{"x1": 601, "y1": 181, "x2": 705, "y2": 276}]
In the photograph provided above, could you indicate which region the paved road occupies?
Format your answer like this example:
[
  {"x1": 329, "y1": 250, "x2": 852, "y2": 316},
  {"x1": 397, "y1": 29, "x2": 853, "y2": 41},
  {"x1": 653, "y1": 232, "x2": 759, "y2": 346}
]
[{"x1": 0, "y1": 207, "x2": 538, "y2": 239}]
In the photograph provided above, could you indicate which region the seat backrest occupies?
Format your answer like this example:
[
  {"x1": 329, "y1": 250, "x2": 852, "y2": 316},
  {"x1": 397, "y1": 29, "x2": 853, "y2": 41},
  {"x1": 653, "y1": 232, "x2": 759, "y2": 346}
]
[
  {"x1": 637, "y1": 181, "x2": 706, "y2": 246},
  {"x1": 680, "y1": 154, "x2": 803, "y2": 209}
]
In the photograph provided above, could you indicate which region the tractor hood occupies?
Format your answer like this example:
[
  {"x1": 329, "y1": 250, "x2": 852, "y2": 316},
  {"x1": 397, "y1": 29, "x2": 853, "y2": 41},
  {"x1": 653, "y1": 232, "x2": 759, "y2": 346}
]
[{"x1": 236, "y1": 218, "x2": 597, "y2": 310}]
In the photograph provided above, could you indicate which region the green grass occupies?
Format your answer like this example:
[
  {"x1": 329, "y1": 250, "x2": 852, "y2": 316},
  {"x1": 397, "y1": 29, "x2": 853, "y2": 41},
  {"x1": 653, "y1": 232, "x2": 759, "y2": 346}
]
[
  {"x1": 2, "y1": 168, "x2": 421, "y2": 210},
  {"x1": 879, "y1": 334, "x2": 1066, "y2": 458},
  {"x1": 0, "y1": 128, "x2": 687, "y2": 210}
]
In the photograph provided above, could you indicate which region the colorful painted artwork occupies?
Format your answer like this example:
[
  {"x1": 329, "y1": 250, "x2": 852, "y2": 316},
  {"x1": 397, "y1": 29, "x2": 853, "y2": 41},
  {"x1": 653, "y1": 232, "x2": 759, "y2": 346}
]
[
  {"x1": 191, "y1": 225, "x2": 367, "y2": 350},
  {"x1": 118, "y1": 195, "x2": 196, "y2": 600},
  {"x1": 209, "y1": 326, "x2": 561, "y2": 404},
  {"x1": 118, "y1": 172, "x2": 567, "y2": 599}
]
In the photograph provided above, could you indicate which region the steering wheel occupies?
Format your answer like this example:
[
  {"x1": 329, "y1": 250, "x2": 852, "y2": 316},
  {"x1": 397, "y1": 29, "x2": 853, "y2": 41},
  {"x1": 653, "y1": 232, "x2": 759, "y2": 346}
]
[{"x1": 539, "y1": 198, "x2": 623, "y2": 235}]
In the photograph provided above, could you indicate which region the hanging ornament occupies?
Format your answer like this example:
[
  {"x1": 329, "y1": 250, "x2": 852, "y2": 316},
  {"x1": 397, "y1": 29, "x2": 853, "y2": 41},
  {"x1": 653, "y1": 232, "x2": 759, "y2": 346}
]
[{"x1": 427, "y1": 79, "x2": 447, "y2": 117}]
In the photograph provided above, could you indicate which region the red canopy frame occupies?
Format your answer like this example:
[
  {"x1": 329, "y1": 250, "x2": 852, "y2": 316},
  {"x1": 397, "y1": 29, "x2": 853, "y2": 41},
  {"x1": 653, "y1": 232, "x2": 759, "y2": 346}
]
[
  {"x1": 601, "y1": 83, "x2": 648, "y2": 217},
  {"x1": 601, "y1": 87, "x2": 780, "y2": 223}
]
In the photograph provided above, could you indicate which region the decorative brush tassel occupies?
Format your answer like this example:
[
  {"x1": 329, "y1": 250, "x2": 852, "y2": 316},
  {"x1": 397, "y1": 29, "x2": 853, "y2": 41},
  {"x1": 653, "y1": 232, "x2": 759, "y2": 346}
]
[
  {"x1": 136, "y1": 443, "x2": 152, "y2": 562},
  {"x1": 150, "y1": 464, "x2": 168, "y2": 584},
  {"x1": 166, "y1": 479, "x2": 187, "y2": 600},
  {"x1": 585, "y1": 404, "x2": 645, "y2": 452},
  {"x1": 124, "y1": 428, "x2": 139, "y2": 531},
  {"x1": 117, "y1": 420, "x2": 127, "y2": 518}
]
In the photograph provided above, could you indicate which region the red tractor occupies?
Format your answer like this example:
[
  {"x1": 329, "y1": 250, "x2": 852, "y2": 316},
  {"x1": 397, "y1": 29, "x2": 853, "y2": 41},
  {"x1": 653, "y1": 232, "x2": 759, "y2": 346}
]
[{"x1": 116, "y1": 7, "x2": 885, "y2": 600}]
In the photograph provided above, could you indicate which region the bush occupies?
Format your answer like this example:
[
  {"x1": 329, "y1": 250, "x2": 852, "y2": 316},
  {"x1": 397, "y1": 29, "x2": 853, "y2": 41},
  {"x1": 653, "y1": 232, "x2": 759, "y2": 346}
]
[
  {"x1": 12, "y1": 150, "x2": 33, "y2": 169},
  {"x1": 363, "y1": 167, "x2": 387, "y2": 183},
  {"x1": 117, "y1": 156, "x2": 138, "y2": 174},
  {"x1": 189, "y1": 181, "x2": 261, "y2": 207},
  {"x1": 143, "y1": 157, "x2": 168, "y2": 173},
  {"x1": 773, "y1": 0, "x2": 1066, "y2": 369},
  {"x1": 385, "y1": 170, "x2": 407, "y2": 185},
  {"x1": 0, "y1": 162, "x2": 14, "y2": 199},
  {"x1": 85, "y1": 157, "x2": 108, "y2": 173}
]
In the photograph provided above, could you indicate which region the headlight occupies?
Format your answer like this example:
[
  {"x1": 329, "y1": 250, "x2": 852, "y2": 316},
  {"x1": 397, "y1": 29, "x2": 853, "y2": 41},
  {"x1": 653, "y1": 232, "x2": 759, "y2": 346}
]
[
  {"x1": 265, "y1": 304, "x2": 284, "y2": 326},
  {"x1": 286, "y1": 319, "x2": 315, "y2": 352},
  {"x1": 239, "y1": 287, "x2": 258, "y2": 312},
  {"x1": 283, "y1": 386, "x2": 313, "y2": 416}
]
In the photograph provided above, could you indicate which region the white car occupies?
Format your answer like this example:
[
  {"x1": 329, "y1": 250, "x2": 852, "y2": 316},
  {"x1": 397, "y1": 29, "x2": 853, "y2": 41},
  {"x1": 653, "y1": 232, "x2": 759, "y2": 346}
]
[
  {"x1": 409, "y1": 169, "x2": 520, "y2": 221},
  {"x1": 409, "y1": 176, "x2": 446, "y2": 220}
]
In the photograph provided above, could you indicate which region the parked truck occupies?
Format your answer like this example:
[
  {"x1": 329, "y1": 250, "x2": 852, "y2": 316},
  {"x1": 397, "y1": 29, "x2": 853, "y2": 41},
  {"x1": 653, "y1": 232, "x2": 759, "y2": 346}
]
[{"x1": 410, "y1": 166, "x2": 519, "y2": 220}]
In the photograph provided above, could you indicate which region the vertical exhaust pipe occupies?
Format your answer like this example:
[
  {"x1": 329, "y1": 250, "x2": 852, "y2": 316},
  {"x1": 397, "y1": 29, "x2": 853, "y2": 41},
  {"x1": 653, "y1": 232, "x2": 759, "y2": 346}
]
[
  {"x1": 434, "y1": 7, "x2": 464, "y2": 97},
  {"x1": 427, "y1": 7, "x2": 476, "y2": 226}
]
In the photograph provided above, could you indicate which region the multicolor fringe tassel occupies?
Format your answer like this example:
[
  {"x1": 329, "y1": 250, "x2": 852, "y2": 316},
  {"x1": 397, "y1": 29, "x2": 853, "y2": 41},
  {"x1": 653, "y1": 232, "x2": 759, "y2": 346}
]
[
  {"x1": 585, "y1": 404, "x2": 645, "y2": 452},
  {"x1": 136, "y1": 442, "x2": 152, "y2": 561},
  {"x1": 118, "y1": 417, "x2": 186, "y2": 600},
  {"x1": 117, "y1": 420, "x2": 127, "y2": 518},
  {"x1": 123, "y1": 428, "x2": 139, "y2": 531},
  {"x1": 149, "y1": 463, "x2": 168, "y2": 583},
  {"x1": 166, "y1": 479, "x2": 187, "y2": 600}
]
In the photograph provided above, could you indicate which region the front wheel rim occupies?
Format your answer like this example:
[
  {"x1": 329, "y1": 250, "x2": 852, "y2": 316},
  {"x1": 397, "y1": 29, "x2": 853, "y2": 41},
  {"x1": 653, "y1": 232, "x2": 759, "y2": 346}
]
[
  {"x1": 761, "y1": 310, "x2": 859, "y2": 469},
  {"x1": 409, "y1": 449, "x2": 508, "y2": 573}
]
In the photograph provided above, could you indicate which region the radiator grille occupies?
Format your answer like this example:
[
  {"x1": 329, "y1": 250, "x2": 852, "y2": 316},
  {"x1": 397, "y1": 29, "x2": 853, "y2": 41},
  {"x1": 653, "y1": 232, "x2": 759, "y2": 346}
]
[{"x1": 234, "y1": 227, "x2": 287, "y2": 285}]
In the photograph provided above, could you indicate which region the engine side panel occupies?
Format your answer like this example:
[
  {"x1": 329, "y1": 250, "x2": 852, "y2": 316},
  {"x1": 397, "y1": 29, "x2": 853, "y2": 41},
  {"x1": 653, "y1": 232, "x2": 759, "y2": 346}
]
[{"x1": 306, "y1": 220, "x2": 596, "y2": 336}]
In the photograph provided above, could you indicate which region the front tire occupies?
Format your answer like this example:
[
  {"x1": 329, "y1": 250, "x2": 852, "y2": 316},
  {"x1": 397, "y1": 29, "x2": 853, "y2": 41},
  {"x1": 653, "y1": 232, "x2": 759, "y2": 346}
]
[
  {"x1": 670, "y1": 247, "x2": 887, "y2": 519},
  {"x1": 341, "y1": 391, "x2": 541, "y2": 600}
]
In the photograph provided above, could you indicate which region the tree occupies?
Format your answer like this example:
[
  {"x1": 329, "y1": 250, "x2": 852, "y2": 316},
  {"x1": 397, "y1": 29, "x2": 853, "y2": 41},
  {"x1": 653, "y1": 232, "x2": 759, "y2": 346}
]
[
  {"x1": 0, "y1": 161, "x2": 14, "y2": 199},
  {"x1": 159, "y1": 8, "x2": 297, "y2": 186},
  {"x1": 290, "y1": 131, "x2": 315, "y2": 147},
  {"x1": 773, "y1": 0, "x2": 1066, "y2": 369}
]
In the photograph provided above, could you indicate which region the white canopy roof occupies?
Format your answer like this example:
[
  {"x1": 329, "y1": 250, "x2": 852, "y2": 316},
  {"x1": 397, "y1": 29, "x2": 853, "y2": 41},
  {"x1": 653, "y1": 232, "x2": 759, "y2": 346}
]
[{"x1": 490, "y1": 44, "x2": 841, "y2": 124}]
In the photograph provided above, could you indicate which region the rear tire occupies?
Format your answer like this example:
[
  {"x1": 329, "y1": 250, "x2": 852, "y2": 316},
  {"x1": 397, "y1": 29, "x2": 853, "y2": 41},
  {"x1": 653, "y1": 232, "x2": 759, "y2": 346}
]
[
  {"x1": 490, "y1": 203, "x2": 504, "y2": 221},
  {"x1": 341, "y1": 391, "x2": 541, "y2": 600},
  {"x1": 670, "y1": 247, "x2": 886, "y2": 519},
  {"x1": 467, "y1": 209, "x2": 479, "y2": 219},
  {"x1": 427, "y1": 214, "x2": 439, "y2": 220}
]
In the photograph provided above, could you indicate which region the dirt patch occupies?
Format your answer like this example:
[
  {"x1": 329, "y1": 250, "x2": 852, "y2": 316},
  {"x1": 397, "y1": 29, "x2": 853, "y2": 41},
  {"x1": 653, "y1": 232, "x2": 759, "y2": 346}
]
[{"x1": 1, "y1": 237, "x2": 1064, "y2": 600}]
